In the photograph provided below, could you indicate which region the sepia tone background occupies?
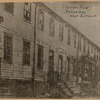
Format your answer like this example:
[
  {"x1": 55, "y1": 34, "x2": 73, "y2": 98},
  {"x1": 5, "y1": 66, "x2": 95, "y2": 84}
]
[{"x1": 0, "y1": 0, "x2": 100, "y2": 100}]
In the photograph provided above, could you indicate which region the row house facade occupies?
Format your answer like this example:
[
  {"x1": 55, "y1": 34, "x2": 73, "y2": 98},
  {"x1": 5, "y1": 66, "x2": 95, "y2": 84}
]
[
  {"x1": 0, "y1": 3, "x2": 35, "y2": 96},
  {"x1": 0, "y1": 2, "x2": 100, "y2": 96},
  {"x1": 34, "y1": 2, "x2": 100, "y2": 93}
]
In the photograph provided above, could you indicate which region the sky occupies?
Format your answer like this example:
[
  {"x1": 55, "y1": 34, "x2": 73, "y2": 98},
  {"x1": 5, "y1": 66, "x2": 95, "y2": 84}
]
[{"x1": 44, "y1": 2, "x2": 100, "y2": 47}]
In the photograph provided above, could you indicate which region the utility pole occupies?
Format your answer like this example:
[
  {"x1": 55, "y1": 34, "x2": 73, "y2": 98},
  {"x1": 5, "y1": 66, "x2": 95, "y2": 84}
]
[{"x1": 32, "y1": 2, "x2": 38, "y2": 93}]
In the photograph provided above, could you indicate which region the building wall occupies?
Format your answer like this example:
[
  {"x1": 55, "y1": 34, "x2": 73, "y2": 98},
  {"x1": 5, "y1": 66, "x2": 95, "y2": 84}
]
[
  {"x1": 34, "y1": 3, "x2": 100, "y2": 84},
  {"x1": 35, "y1": 4, "x2": 79, "y2": 83},
  {"x1": 0, "y1": 3, "x2": 35, "y2": 80},
  {"x1": 0, "y1": 2, "x2": 100, "y2": 95}
]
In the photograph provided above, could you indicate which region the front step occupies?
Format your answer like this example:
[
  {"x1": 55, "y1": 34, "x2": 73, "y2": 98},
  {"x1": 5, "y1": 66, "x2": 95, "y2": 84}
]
[
  {"x1": 0, "y1": 81, "x2": 12, "y2": 97},
  {"x1": 0, "y1": 92, "x2": 12, "y2": 97},
  {"x1": 0, "y1": 87, "x2": 9, "y2": 93},
  {"x1": 0, "y1": 87, "x2": 12, "y2": 97},
  {"x1": 66, "y1": 82, "x2": 81, "y2": 96},
  {"x1": 50, "y1": 82, "x2": 73, "y2": 98},
  {"x1": 60, "y1": 83, "x2": 73, "y2": 96}
]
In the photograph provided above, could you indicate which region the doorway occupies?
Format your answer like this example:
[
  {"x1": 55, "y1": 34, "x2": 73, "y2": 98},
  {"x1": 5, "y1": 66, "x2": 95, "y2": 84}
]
[{"x1": 58, "y1": 55, "x2": 63, "y2": 82}]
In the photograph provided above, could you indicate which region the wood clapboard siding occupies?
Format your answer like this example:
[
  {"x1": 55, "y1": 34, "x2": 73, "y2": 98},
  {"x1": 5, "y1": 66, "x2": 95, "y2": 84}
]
[
  {"x1": 0, "y1": 3, "x2": 35, "y2": 80},
  {"x1": 1, "y1": 63, "x2": 14, "y2": 78},
  {"x1": 35, "y1": 6, "x2": 79, "y2": 81}
]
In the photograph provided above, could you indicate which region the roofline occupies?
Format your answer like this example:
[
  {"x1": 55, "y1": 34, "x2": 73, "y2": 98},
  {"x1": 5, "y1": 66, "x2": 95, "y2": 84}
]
[{"x1": 33, "y1": 2, "x2": 100, "y2": 51}]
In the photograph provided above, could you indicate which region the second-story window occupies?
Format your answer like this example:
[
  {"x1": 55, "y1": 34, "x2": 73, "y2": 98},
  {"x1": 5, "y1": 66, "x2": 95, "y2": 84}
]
[
  {"x1": 97, "y1": 50, "x2": 99, "y2": 61},
  {"x1": 94, "y1": 48, "x2": 96, "y2": 60},
  {"x1": 23, "y1": 40, "x2": 30, "y2": 65},
  {"x1": 38, "y1": 9, "x2": 44, "y2": 31},
  {"x1": 87, "y1": 42, "x2": 90, "y2": 55},
  {"x1": 96, "y1": 49, "x2": 98, "y2": 60},
  {"x1": 73, "y1": 34, "x2": 76, "y2": 49},
  {"x1": 91, "y1": 45, "x2": 93, "y2": 53},
  {"x1": 83, "y1": 39, "x2": 86, "y2": 53},
  {"x1": 49, "y1": 18, "x2": 55, "y2": 37},
  {"x1": 78, "y1": 36, "x2": 81, "y2": 51},
  {"x1": 67, "y1": 30, "x2": 71, "y2": 45},
  {"x1": 4, "y1": 3, "x2": 14, "y2": 14},
  {"x1": 24, "y1": 2, "x2": 31, "y2": 22},
  {"x1": 59, "y1": 24, "x2": 63, "y2": 41}
]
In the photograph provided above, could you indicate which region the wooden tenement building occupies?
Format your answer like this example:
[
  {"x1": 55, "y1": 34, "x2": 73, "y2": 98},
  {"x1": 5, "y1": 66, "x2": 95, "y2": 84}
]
[{"x1": 0, "y1": 2, "x2": 100, "y2": 97}]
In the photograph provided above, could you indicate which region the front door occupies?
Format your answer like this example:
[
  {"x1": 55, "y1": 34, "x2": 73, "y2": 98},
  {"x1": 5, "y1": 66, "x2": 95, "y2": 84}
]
[
  {"x1": 48, "y1": 50, "x2": 54, "y2": 82},
  {"x1": 58, "y1": 55, "x2": 63, "y2": 82},
  {"x1": 67, "y1": 57, "x2": 70, "y2": 81}
]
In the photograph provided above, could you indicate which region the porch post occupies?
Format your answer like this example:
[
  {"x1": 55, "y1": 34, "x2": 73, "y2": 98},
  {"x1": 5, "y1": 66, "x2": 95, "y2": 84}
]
[{"x1": 0, "y1": 16, "x2": 4, "y2": 78}]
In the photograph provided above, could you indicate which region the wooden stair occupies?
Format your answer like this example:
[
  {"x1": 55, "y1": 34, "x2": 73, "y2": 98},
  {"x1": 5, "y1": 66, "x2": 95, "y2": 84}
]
[
  {"x1": 0, "y1": 81, "x2": 12, "y2": 98},
  {"x1": 59, "y1": 82, "x2": 73, "y2": 97},
  {"x1": 65, "y1": 82, "x2": 81, "y2": 96}
]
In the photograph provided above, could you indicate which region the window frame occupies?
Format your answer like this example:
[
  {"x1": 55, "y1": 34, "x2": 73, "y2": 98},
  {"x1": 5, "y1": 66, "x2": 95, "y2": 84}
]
[
  {"x1": 91, "y1": 45, "x2": 93, "y2": 53},
  {"x1": 37, "y1": 45, "x2": 43, "y2": 69},
  {"x1": 67, "y1": 29, "x2": 71, "y2": 45},
  {"x1": 83, "y1": 39, "x2": 86, "y2": 53},
  {"x1": 38, "y1": 9, "x2": 44, "y2": 31},
  {"x1": 22, "y1": 39, "x2": 30, "y2": 66},
  {"x1": 73, "y1": 34, "x2": 76, "y2": 49},
  {"x1": 4, "y1": 3, "x2": 14, "y2": 15},
  {"x1": 4, "y1": 32, "x2": 13, "y2": 64},
  {"x1": 58, "y1": 55, "x2": 63, "y2": 74},
  {"x1": 49, "y1": 18, "x2": 55, "y2": 37},
  {"x1": 24, "y1": 2, "x2": 31, "y2": 23},
  {"x1": 59, "y1": 24, "x2": 63, "y2": 41},
  {"x1": 78, "y1": 36, "x2": 81, "y2": 51},
  {"x1": 87, "y1": 42, "x2": 90, "y2": 55},
  {"x1": 99, "y1": 56, "x2": 100, "y2": 62}
]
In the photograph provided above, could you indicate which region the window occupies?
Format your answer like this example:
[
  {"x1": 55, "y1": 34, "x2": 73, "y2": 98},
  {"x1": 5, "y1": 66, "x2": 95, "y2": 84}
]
[
  {"x1": 83, "y1": 39, "x2": 86, "y2": 53},
  {"x1": 73, "y1": 59, "x2": 76, "y2": 76},
  {"x1": 4, "y1": 3, "x2": 14, "y2": 14},
  {"x1": 97, "y1": 51, "x2": 98, "y2": 61},
  {"x1": 37, "y1": 45, "x2": 43, "y2": 69},
  {"x1": 91, "y1": 45, "x2": 93, "y2": 53},
  {"x1": 23, "y1": 40, "x2": 30, "y2": 65},
  {"x1": 24, "y1": 2, "x2": 31, "y2": 22},
  {"x1": 58, "y1": 55, "x2": 63, "y2": 74},
  {"x1": 87, "y1": 42, "x2": 90, "y2": 55},
  {"x1": 73, "y1": 34, "x2": 76, "y2": 49},
  {"x1": 94, "y1": 48, "x2": 96, "y2": 60},
  {"x1": 99, "y1": 52, "x2": 100, "y2": 62},
  {"x1": 49, "y1": 18, "x2": 55, "y2": 37},
  {"x1": 49, "y1": 50, "x2": 54, "y2": 71},
  {"x1": 99, "y1": 56, "x2": 100, "y2": 62},
  {"x1": 38, "y1": 9, "x2": 44, "y2": 30},
  {"x1": 78, "y1": 36, "x2": 81, "y2": 51},
  {"x1": 67, "y1": 57, "x2": 70, "y2": 81},
  {"x1": 84, "y1": 62, "x2": 90, "y2": 81},
  {"x1": 92, "y1": 65, "x2": 95, "y2": 79},
  {"x1": 59, "y1": 24, "x2": 63, "y2": 41},
  {"x1": 98, "y1": 50, "x2": 99, "y2": 61},
  {"x1": 96, "y1": 49, "x2": 98, "y2": 61},
  {"x1": 4, "y1": 33, "x2": 13, "y2": 64},
  {"x1": 67, "y1": 30, "x2": 71, "y2": 45}
]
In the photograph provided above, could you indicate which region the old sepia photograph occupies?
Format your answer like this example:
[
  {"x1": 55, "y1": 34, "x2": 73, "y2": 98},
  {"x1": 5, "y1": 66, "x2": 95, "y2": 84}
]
[{"x1": 0, "y1": 1, "x2": 100, "y2": 98}]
